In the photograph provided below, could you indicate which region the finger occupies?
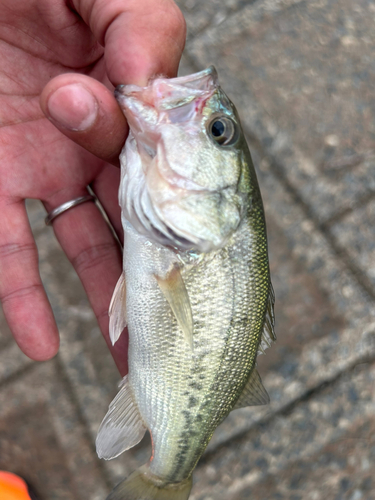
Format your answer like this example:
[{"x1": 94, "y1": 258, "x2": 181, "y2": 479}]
[
  {"x1": 40, "y1": 74, "x2": 128, "y2": 166},
  {"x1": 91, "y1": 163, "x2": 123, "y2": 244},
  {"x1": 0, "y1": 199, "x2": 59, "y2": 360},
  {"x1": 43, "y1": 190, "x2": 127, "y2": 375},
  {"x1": 72, "y1": 0, "x2": 186, "y2": 85}
]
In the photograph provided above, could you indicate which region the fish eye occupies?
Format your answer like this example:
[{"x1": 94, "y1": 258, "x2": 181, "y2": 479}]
[{"x1": 208, "y1": 116, "x2": 238, "y2": 146}]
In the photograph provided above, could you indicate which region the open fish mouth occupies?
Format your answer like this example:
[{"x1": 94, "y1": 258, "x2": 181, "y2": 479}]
[{"x1": 114, "y1": 66, "x2": 218, "y2": 111}]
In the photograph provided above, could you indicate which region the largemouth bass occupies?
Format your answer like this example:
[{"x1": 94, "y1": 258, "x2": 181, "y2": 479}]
[{"x1": 96, "y1": 66, "x2": 275, "y2": 500}]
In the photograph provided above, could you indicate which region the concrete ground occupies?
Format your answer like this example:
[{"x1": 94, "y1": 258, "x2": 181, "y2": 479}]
[{"x1": 1, "y1": 0, "x2": 375, "y2": 499}]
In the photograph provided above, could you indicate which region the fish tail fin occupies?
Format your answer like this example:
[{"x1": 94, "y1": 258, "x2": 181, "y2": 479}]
[{"x1": 107, "y1": 464, "x2": 193, "y2": 500}]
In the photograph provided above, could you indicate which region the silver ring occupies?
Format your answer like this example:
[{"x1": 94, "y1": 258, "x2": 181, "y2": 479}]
[{"x1": 45, "y1": 195, "x2": 96, "y2": 226}]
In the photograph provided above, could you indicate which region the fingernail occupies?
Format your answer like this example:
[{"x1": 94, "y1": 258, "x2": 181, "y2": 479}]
[{"x1": 47, "y1": 84, "x2": 98, "y2": 131}]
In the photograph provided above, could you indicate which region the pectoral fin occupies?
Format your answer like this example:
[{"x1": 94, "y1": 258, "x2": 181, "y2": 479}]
[
  {"x1": 96, "y1": 375, "x2": 146, "y2": 460},
  {"x1": 233, "y1": 368, "x2": 269, "y2": 409},
  {"x1": 109, "y1": 273, "x2": 127, "y2": 346},
  {"x1": 155, "y1": 266, "x2": 194, "y2": 350}
]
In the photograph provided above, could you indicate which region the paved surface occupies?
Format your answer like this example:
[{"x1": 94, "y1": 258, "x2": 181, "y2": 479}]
[{"x1": 1, "y1": 0, "x2": 375, "y2": 499}]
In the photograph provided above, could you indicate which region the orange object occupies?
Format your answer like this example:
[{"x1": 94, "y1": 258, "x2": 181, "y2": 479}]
[{"x1": 0, "y1": 471, "x2": 31, "y2": 500}]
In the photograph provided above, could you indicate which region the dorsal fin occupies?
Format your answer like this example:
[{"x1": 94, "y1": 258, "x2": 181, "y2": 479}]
[
  {"x1": 258, "y1": 282, "x2": 276, "y2": 355},
  {"x1": 232, "y1": 368, "x2": 269, "y2": 409},
  {"x1": 109, "y1": 273, "x2": 127, "y2": 346},
  {"x1": 96, "y1": 375, "x2": 146, "y2": 460},
  {"x1": 155, "y1": 266, "x2": 194, "y2": 350}
]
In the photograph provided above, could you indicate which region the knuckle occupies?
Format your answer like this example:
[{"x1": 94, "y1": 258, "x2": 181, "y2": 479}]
[
  {"x1": 0, "y1": 282, "x2": 44, "y2": 304},
  {"x1": 0, "y1": 242, "x2": 36, "y2": 260},
  {"x1": 72, "y1": 242, "x2": 117, "y2": 275}
]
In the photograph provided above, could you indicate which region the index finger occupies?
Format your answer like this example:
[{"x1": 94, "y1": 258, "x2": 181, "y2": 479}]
[{"x1": 72, "y1": 0, "x2": 186, "y2": 86}]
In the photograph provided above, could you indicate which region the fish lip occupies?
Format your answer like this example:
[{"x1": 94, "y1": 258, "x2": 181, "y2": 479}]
[
  {"x1": 114, "y1": 66, "x2": 218, "y2": 100},
  {"x1": 151, "y1": 65, "x2": 218, "y2": 89}
]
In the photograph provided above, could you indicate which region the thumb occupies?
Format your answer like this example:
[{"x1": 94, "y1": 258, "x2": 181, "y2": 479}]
[{"x1": 40, "y1": 74, "x2": 128, "y2": 166}]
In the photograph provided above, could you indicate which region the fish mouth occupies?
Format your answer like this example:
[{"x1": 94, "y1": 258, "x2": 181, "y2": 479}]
[
  {"x1": 115, "y1": 66, "x2": 218, "y2": 101},
  {"x1": 114, "y1": 66, "x2": 219, "y2": 130}
]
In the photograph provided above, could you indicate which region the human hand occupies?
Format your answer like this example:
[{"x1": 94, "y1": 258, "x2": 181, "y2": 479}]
[{"x1": 0, "y1": 0, "x2": 186, "y2": 375}]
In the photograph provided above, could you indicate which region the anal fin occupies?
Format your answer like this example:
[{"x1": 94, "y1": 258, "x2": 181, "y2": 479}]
[
  {"x1": 155, "y1": 266, "x2": 194, "y2": 350},
  {"x1": 96, "y1": 375, "x2": 146, "y2": 460},
  {"x1": 109, "y1": 272, "x2": 127, "y2": 346},
  {"x1": 233, "y1": 368, "x2": 270, "y2": 409}
]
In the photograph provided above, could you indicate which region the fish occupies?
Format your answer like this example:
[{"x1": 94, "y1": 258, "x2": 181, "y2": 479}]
[{"x1": 96, "y1": 66, "x2": 275, "y2": 500}]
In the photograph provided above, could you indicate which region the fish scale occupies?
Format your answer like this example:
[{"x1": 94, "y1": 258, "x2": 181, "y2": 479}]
[
  {"x1": 96, "y1": 67, "x2": 275, "y2": 500},
  {"x1": 124, "y1": 198, "x2": 269, "y2": 483}
]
